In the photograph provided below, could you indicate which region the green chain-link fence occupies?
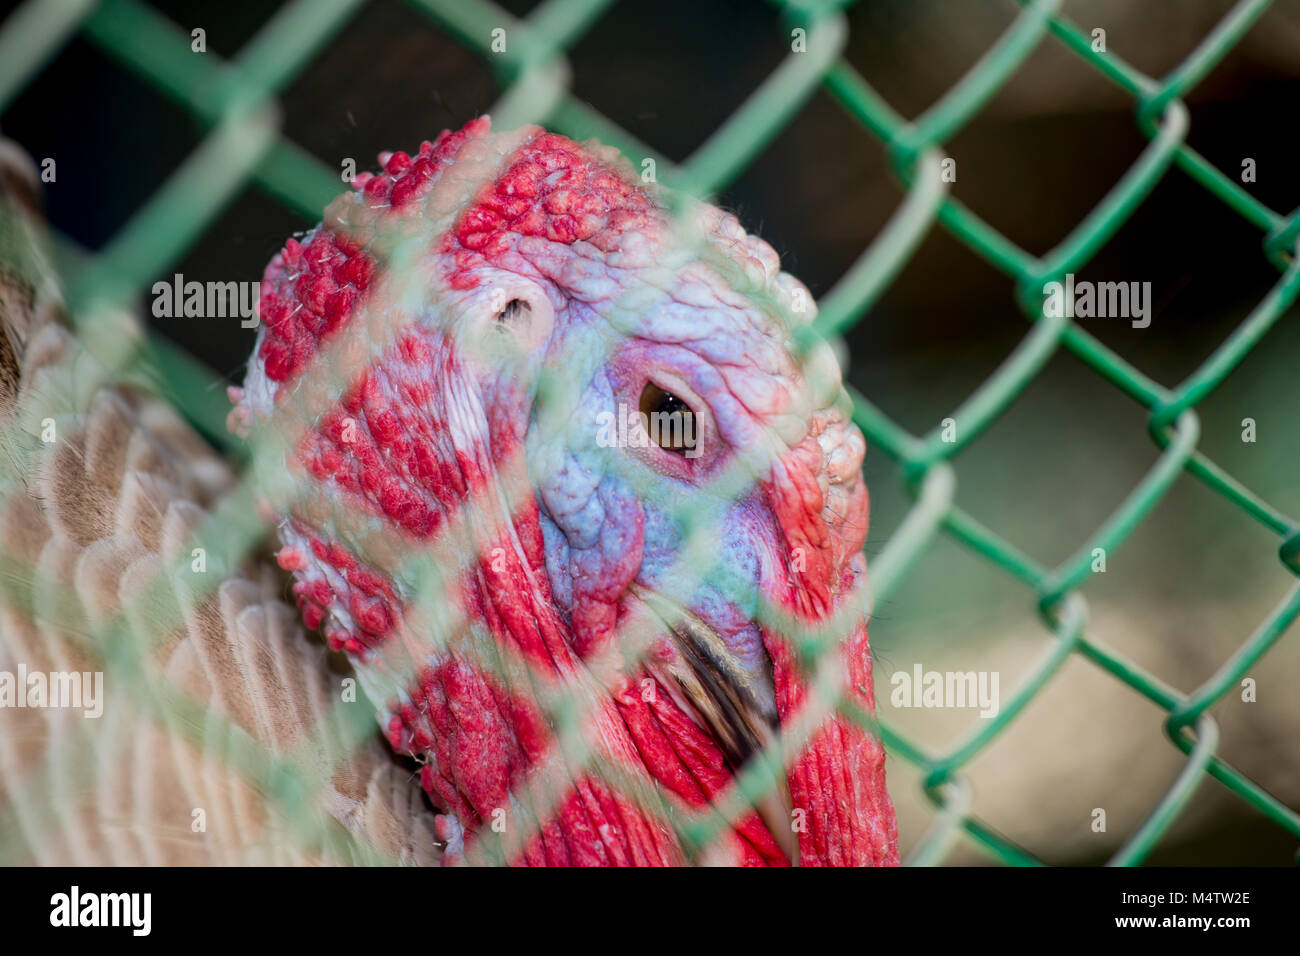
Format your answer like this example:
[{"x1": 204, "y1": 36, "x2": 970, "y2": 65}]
[{"x1": 1, "y1": 0, "x2": 1298, "y2": 866}]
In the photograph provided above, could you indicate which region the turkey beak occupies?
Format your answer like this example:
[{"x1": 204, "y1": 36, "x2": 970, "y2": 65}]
[{"x1": 627, "y1": 583, "x2": 800, "y2": 865}]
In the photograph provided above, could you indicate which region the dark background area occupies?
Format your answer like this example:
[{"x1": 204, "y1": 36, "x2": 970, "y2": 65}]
[{"x1": 2, "y1": 0, "x2": 1298, "y2": 865}]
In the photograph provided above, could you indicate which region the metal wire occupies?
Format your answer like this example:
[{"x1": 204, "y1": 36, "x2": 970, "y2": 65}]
[{"x1": 0, "y1": 0, "x2": 1297, "y2": 866}]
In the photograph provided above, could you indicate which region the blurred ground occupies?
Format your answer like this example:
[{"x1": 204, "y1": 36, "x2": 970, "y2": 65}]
[{"x1": 2, "y1": 0, "x2": 1298, "y2": 864}]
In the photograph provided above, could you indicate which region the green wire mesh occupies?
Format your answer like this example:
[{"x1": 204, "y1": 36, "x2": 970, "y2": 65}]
[{"x1": 0, "y1": 0, "x2": 1298, "y2": 866}]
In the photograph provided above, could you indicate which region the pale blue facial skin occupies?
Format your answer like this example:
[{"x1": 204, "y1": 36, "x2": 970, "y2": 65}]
[
  {"x1": 532, "y1": 352, "x2": 772, "y2": 677},
  {"x1": 519, "y1": 250, "x2": 811, "y2": 688},
  {"x1": 447, "y1": 171, "x2": 856, "y2": 706}
]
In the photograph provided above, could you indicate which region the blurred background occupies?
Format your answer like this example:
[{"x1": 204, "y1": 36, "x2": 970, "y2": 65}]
[{"x1": 2, "y1": 0, "x2": 1298, "y2": 864}]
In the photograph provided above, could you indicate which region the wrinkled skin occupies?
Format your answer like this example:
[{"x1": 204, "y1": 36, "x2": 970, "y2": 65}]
[{"x1": 233, "y1": 118, "x2": 898, "y2": 865}]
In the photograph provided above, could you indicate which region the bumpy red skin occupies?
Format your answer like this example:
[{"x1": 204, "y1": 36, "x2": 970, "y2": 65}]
[{"x1": 240, "y1": 118, "x2": 898, "y2": 866}]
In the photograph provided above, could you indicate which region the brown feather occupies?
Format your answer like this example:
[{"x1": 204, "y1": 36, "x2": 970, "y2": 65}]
[{"x1": 0, "y1": 136, "x2": 437, "y2": 865}]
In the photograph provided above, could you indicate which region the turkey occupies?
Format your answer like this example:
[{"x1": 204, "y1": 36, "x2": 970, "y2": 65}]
[{"x1": 1, "y1": 118, "x2": 897, "y2": 866}]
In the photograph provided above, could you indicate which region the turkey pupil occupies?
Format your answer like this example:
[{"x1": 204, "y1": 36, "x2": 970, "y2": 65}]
[
  {"x1": 658, "y1": 393, "x2": 686, "y2": 416},
  {"x1": 639, "y1": 384, "x2": 695, "y2": 454}
]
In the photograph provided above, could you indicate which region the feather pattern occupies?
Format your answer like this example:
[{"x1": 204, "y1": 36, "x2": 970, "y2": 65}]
[{"x1": 0, "y1": 139, "x2": 437, "y2": 866}]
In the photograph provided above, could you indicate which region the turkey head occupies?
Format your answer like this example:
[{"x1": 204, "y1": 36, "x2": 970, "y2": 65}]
[{"x1": 233, "y1": 117, "x2": 898, "y2": 866}]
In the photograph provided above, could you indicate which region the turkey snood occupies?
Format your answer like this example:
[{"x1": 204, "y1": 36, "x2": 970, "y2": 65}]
[{"x1": 232, "y1": 118, "x2": 898, "y2": 866}]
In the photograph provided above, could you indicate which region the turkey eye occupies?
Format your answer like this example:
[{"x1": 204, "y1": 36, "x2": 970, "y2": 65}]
[{"x1": 638, "y1": 383, "x2": 697, "y2": 456}]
